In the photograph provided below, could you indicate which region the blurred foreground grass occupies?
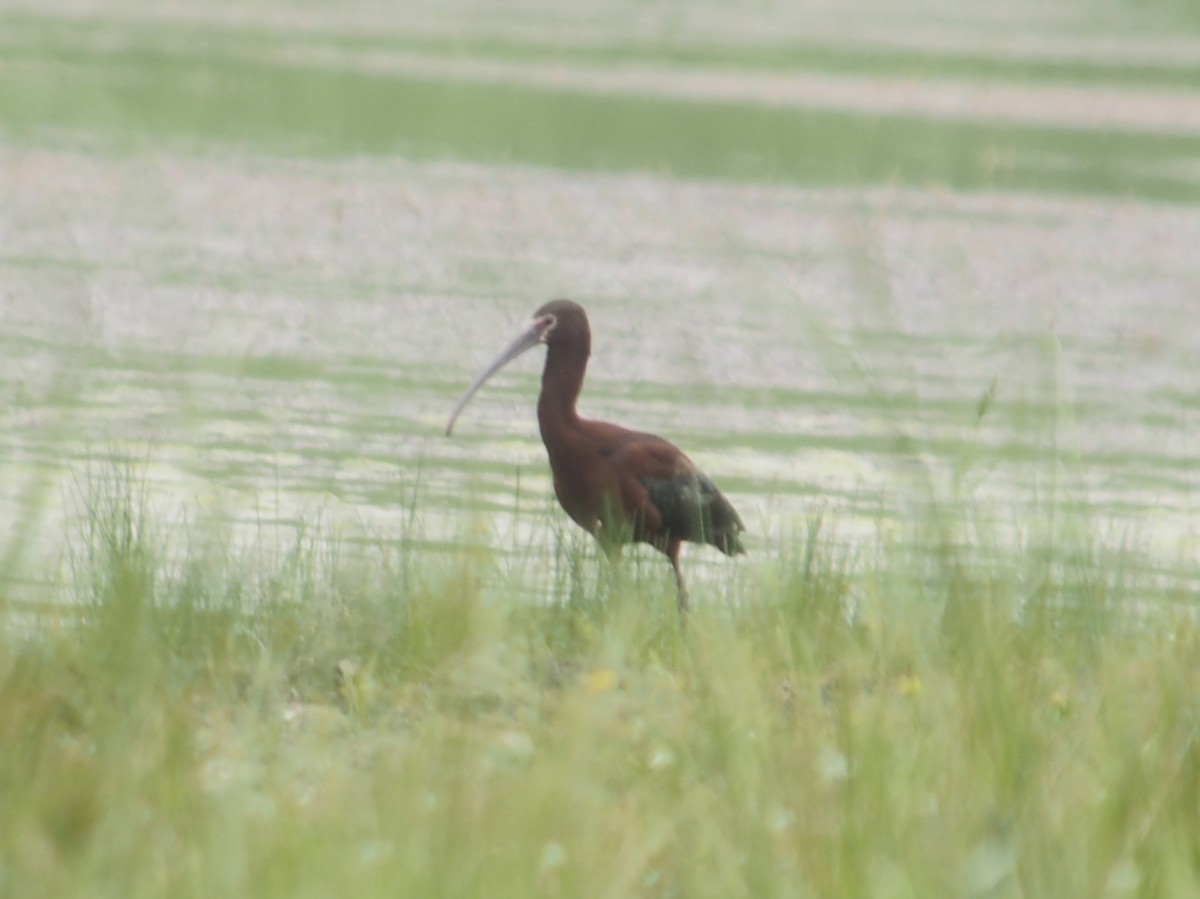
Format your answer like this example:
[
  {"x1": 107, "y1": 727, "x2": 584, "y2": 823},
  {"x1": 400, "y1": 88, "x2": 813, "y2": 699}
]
[{"x1": 2, "y1": 463, "x2": 1198, "y2": 899}]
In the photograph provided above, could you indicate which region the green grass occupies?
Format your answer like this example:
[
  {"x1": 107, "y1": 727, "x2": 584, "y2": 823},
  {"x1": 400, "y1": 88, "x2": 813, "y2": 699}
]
[
  {"x1": 4, "y1": 12, "x2": 1200, "y2": 203},
  {"x1": 2, "y1": 462, "x2": 1198, "y2": 898}
]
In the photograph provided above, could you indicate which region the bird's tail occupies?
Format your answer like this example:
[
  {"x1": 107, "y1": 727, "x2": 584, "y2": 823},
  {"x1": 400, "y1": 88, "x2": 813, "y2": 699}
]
[{"x1": 711, "y1": 527, "x2": 746, "y2": 556}]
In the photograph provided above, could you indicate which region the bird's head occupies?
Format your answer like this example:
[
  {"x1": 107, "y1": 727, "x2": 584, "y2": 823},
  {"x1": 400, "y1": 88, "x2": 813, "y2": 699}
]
[
  {"x1": 531, "y1": 298, "x2": 590, "y2": 350},
  {"x1": 445, "y1": 299, "x2": 591, "y2": 436}
]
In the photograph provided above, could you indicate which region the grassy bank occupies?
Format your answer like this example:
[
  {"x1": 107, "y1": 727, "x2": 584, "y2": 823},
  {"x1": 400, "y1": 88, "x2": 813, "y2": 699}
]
[
  {"x1": 1, "y1": 467, "x2": 1197, "y2": 899},
  {"x1": 5, "y1": 11, "x2": 1200, "y2": 203}
]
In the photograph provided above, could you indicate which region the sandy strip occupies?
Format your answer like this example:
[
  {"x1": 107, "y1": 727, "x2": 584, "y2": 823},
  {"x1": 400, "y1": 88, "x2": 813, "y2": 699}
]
[{"x1": 14, "y1": 0, "x2": 1200, "y2": 68}]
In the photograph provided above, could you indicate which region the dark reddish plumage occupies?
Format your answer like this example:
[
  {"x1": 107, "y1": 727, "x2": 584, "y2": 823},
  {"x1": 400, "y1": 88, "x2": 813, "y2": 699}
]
[{"x1": 446, "y1": 299, "x2": 745, "y2": 613}]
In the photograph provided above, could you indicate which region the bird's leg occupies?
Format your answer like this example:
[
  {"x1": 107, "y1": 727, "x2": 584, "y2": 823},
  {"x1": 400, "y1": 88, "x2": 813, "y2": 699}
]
[
  {"x1": 591, "y1": 522, "x2": 625, "y2": 602},
  {"x1": 667, "y1": 539, "x2": 689, "y2": 617},
  {"x1": 601, "y1": 542, "x2": 623, "y2": 600}
]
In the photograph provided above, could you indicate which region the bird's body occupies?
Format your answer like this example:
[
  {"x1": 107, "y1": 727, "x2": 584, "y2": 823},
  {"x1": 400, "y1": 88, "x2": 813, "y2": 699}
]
[{"x1": 446, "y1": 299, "x2": 744, "y2": 613}]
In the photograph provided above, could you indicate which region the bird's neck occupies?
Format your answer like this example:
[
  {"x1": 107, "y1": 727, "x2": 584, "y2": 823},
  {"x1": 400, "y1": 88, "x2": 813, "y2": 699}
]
[{"x1": 537, "y1": 342, "x2": 587, "y2": 436}]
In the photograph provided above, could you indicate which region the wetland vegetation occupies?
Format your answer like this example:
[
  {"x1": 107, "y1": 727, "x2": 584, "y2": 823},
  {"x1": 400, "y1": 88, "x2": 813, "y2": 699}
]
[
  {"x1": 3, "y1": 0, "x2": 1200, "y2": 895},
  {"x1": 3, "y1": 459, "x2": 1199, "y2": 898}
]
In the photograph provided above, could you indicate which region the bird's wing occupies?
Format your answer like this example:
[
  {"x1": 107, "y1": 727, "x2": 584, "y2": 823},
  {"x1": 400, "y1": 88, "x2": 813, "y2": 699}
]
[{"x1": 609, "y1": 435, "x2": 745, "y2": 555}]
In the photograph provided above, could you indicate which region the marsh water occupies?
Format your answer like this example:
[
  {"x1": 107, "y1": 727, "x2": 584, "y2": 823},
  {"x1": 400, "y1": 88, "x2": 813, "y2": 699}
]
[{"x1": 3, "y1": 0, "x2": 1200, "y2": 599}]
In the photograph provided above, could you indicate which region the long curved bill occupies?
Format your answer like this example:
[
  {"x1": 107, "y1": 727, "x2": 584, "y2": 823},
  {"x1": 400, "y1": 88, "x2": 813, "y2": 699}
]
[{"x1": 445, "y1": 317, "x2": 551, "y2": 436}]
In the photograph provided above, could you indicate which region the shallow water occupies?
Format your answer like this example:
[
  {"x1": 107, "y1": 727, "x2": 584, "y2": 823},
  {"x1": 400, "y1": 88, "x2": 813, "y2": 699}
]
[{"x1": 2, "y1": 2, "x2": 1199, "y2": 597}]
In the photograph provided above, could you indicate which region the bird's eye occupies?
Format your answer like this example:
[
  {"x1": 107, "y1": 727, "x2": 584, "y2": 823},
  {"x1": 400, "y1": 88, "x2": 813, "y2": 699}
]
[{"x1": 538, "y1": 314, "x2": 557, "y2": 337}]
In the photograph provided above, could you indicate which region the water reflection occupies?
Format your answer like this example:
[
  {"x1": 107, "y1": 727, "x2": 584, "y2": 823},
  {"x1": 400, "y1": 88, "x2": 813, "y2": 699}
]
[{"x1": 2, "y1": 149, "x2": 1198, "y2": 593}]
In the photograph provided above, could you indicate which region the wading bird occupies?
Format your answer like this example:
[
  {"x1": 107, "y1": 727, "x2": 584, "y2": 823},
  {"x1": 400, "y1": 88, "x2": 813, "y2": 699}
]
[{"x1": 445, "y1": 299, "x2": 744, "y2": 614}]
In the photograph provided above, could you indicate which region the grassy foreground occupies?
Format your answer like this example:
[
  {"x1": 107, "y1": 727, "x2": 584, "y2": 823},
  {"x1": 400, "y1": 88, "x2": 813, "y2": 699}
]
[{"x1": 1, "y1": 470, "x2": 1199, "y2": 899}]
